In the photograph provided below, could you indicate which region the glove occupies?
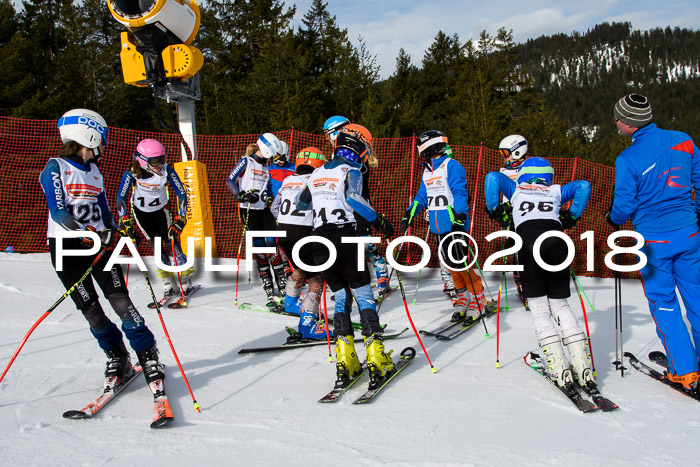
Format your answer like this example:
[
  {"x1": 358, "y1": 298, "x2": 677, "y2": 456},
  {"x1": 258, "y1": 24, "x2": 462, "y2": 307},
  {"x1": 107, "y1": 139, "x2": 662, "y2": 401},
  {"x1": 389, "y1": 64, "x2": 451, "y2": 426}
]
[
  {"x1": 239, "y1": 189, "x2": 260, "y2": 204},
  {"x1": 83, "y1": 226, "x2": 120, "y2": 251},
  {"x1": 169, "y1": 215, "x2": 186, "y2": 238},
  {"x1": 559, "y1": 209, "x2": 578, "y2": 230},
  {"x1": 489, "y1": 203, "x2": 512, "y2": 229},
  {"x1": 264, "y1": 194, "x2": 273, "y2": 207},
  {"x1": 603, "y1": 208, "x2": 618, "y2": 227},
  {"x1": 399, "y1": 207, "x2": 415, "y2": 234},
  {"x1": 451, "y1": 212, "x2": 467, "y2": 232},
  {"x1": 372, "y1": 213, "x2": 394, "y2": 238},
  {"x1": 118, "y1": 215, "x2": 137, "y2": 241}
]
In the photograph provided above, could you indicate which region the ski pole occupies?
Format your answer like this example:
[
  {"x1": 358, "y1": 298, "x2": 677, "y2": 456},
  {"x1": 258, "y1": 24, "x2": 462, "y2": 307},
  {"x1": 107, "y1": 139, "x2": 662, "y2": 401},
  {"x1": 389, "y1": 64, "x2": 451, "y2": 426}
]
[
  {"x1": 611, "y1": 228, "x2": 626, "y2": 377},
  {"x1": 495, "y1": 272, "x2": 505, "y2": 368},
  {"x1": 571, "y1": 271, "x2": 596, "y2": 375},
  {"x1": 412, "y1": 229, "x2": 431, "y2": 305},
  {"x1": 467, "y1": 245, "x2": 494, "y2": 301},
  {"x1": 395, "y1": 267, "x2": 437, "y2": 374},
  {"x1": 465, "y1": 262, "x2": 490, "y2": 340},
  {"x1": 234, "y1": 205, "x2": 251, "y2": 306},
  {"x1": 615, "y1": 271, "x2": 626, "y2": 376},
  {"x1": 143, "y1": 269, "x2": 202, "y2": 413},
  {"x1": 1, "y1": 250, "x2": 105, "y2": 385},
  {"x1": 322, "y1": 282, "x2": 332, "y2": 362},
  {"x1": 573, "y1": 272, "x2": 594, "y2": 311},
  {"x1": 170, "y1": 237, "x2": 186, "y2": 300}
]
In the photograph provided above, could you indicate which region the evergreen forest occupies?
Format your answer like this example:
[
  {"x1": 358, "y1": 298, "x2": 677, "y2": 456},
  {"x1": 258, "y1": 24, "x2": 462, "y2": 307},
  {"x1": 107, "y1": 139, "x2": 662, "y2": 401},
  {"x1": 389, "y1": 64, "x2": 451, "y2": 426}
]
[{"x1": 1, "y1": 0, "x2": 698, "y2": 165}]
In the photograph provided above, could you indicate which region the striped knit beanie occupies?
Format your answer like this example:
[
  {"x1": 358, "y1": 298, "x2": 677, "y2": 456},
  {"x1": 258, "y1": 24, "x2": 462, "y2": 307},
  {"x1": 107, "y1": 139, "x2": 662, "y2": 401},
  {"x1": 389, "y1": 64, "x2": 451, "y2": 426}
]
[{"x1": 614, "y1": 94, "x2": 653, "y2": 127}]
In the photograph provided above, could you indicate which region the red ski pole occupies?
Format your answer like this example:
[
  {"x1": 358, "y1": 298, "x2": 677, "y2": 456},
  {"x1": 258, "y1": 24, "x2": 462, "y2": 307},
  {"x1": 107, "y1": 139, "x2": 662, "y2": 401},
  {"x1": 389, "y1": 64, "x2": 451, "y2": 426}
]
[
  {"x1": 143, "y1": 270, "x2": 201, "y2": 413},
  {"x1": 495, "y1": 274, "x2": 504, "y2": 368},
  {"x1": 322, "y1": 283, "x2": 332, "y2": 362},
  {"x1": 235, "y1": 205, "x2": 251, "y2": 306},
  {"x1": 1, "y1": 250, "x2": 104, "y2": 385},
  {"x1": 571, "y1": 271, "x2": 596, "y2": 376}
]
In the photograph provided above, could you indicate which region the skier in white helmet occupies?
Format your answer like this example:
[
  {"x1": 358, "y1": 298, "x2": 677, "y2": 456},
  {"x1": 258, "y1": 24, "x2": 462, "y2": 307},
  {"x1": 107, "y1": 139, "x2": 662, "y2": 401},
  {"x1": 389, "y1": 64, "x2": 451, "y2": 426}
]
[
  {"x1": 39, "y1": 109, "x2": 169, "y2": 421},
  {"x1": 226, "y1": 133, "x2": 288, "y2": 309}
]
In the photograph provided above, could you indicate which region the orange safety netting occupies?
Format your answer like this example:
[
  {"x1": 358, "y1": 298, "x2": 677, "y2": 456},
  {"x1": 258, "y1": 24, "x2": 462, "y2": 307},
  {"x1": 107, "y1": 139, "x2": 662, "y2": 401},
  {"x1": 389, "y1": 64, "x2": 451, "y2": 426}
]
[{"x1": 0, "y1": 116, "x2": 632, "y2": 278}]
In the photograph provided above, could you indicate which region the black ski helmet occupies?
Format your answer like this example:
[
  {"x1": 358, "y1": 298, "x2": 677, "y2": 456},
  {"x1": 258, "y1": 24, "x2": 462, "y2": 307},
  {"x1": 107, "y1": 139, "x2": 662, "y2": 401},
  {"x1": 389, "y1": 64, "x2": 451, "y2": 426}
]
[{"x1": 417, "y1": 130, "x2": 448, "y2": 162}]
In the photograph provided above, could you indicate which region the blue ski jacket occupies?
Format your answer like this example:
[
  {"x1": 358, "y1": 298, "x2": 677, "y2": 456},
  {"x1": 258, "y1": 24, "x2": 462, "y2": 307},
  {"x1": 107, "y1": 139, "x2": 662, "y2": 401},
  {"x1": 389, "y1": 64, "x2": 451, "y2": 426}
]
[{"x1": 610, "y1": 124, "x2": 700, "y2": 233}]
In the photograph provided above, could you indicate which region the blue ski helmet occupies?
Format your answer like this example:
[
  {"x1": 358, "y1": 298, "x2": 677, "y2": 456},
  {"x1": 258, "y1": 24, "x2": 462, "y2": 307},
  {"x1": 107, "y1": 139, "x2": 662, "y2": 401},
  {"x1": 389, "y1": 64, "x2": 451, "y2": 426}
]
[
  {"x1": 323, "y1": 116, "x2": 350, "y2": 144},
  {"x1": 517, "y1": 157, "x2": 554, "y2": 185}
]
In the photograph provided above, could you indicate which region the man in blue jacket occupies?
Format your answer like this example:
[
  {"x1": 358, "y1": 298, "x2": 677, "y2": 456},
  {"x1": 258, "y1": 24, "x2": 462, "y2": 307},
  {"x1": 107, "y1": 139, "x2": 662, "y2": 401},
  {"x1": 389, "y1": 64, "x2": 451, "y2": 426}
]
[{"x1": 607, "y1": 93, "x2": 700, "y2": 391}]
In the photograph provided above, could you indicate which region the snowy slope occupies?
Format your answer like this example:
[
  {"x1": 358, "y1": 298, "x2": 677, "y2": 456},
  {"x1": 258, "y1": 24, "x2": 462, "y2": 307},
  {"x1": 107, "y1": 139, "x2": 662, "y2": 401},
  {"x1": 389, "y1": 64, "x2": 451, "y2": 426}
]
[{"x1": 1, "y1": 253, "x2": 698, "y2": 466}]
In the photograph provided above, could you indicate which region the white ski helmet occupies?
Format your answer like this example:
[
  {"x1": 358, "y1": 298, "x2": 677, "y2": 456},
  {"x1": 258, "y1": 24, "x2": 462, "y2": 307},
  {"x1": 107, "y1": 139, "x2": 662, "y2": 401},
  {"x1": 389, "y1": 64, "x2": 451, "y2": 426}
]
[
  {"x1": 57, "y1": 108, "x2": 108, "y2": 149},
  {"x1": 498, "y1": 134, "x2": 528, "y2": 160},
  {"x1": 256, "y1": 133, "x2": 284, "y2": 160},
  {"x1": 275, "y1": 140, "x2": 289, "y2": 164}
]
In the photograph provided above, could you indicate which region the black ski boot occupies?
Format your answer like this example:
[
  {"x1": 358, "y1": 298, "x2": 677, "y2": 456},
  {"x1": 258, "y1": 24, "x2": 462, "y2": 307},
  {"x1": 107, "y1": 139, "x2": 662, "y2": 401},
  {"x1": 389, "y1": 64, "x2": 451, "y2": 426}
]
[
  {"x1": 272, "y1": 264, "x2": 288, "y2": 299},
  {"x1": 136, "y1": 344, "x2": 166, "y2": 398},
  {"x1": 104, "y1": 340, "x2": 133, "y2": 389}
]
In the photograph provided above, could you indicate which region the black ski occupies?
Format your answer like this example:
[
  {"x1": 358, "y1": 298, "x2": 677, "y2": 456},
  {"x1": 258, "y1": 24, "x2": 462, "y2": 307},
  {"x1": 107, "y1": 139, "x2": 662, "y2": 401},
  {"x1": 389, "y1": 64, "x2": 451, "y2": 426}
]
[
  {"x1": 420, "y1": 301, "x2": 498, "y2": 338},
  {"x1": 318, "y1": 363, "x2": 369, "y2": 403},
  {"x1": 524, "y1": 352, "x2": 599, "y2": 413},
  {"x1": 419, "y1": 316, "x2": 467, "y2": 338},
  {"x1": 626, "y1": 351, "x2": 700, "y2": 402},
  {"x1": 63, "y1": 364, "x2": 143, "y2": 419},
  {"x1": 352, "y1": 347, "x2": 417, "y2": 404},
  {"x1": 578, "y1": 381, "x2": 620, "y2": 411},
  {"x1": 434, "y1": 304, "x2": 497, "y2": 341},
  {"x1": 238, "y1": 327, "x2": 409, "y2": 354},
  {"x1": 167, "y1": 285, "x2": 202, "y2": 309}
]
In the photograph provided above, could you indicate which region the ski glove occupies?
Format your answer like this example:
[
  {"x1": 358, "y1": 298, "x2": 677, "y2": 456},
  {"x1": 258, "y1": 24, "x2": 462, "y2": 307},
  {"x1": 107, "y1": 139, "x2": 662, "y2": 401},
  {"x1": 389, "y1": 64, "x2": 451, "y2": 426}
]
[
  {"x1": 84, "y1": 226, "x2": 120, "y2": 251},
  {"x1": 239, "y1": 189, "x2": 260, "y2": 204},
  {"x1": 603, "y1": 208, "x2": 618, "y2": 227},
  {"x1": 559, "y1": 209, "x2": 578, "y2": 230},
  {"x1": 489, "y1": 203, "x2": 512, "y2": 229},
  {"x1": 169, "y1": 215, "x2": 186, "y2": 238},
  {"x1": 400, "y1": 205, "x2": 418, "y2": 234},
  {"x1": 118, "y1": 215, "x2": 137, "y2": 241},
  {"x1": 372, "y1": 213, "x2": 394, "y2": 238},
  {"x1": 451, "y1": 212, "x2": 467, "y2": 232}
]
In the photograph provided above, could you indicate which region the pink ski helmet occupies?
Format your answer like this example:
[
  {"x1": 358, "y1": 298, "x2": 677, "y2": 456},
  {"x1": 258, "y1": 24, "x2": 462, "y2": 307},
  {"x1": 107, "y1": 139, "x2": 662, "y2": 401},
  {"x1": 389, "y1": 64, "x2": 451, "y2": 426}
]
[{"x1": 135, "y1": 139, "x2": 166, "y2": 174}]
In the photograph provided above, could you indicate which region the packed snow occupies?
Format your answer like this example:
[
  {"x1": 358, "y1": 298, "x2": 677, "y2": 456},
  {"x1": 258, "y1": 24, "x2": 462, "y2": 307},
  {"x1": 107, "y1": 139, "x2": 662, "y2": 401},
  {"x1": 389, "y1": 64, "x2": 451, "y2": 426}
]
[{"x1": 1, "y1": 252, "x2": 698, "y2": 466}]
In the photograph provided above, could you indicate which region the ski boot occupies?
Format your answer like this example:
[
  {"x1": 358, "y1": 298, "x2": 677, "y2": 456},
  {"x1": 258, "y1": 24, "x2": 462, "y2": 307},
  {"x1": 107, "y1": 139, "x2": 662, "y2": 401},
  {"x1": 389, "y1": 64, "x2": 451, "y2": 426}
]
[
  {"x1": 450, "y1": 293, "x2": 469, "y2": 322},
  {"x1": 179, "y1": 266, "x2": 195, "y2": 296},
  {"x1": 443, "y1": 286, "x2": 458, "y2": 300},
  {"x1": 467, "y1": 290, "x2": 487, "y2": 319},
  {"x1": 538, "y1": 335, "x2": 573, "y2": 388},
  {"x1": 563, "y1": 333, "x2": 594, "y2": 387},
  {"x1": 103, "y1": 340, "x2": 133, "y2": 389},
  {"x1": 259, "y1": 267, "x2": 280, "y2": 311},
  {"x1": 287, "y1": 311, "x2": 333, "y2": 343},
  {"x1": 136, "y1": 344, "x2": 172, "y2": 427},
  {"x1": 365, "y1": 333, "x2": 395, "y2": 389},
  {"x1": 334, "y1": 335, "x2": 362, "y2": 387},
  {"x1": 157, "y1": 269, "x2": 177, "y2": 297},
  {"x1": 272, "y1": 263, "x2": 288, "y2": 299},
  {"x1": 665, "y1": 370, "x2": 699, "y2": 391},
  {"x1": 136, "y1": 344, "x2": 166, "y2": 394}
]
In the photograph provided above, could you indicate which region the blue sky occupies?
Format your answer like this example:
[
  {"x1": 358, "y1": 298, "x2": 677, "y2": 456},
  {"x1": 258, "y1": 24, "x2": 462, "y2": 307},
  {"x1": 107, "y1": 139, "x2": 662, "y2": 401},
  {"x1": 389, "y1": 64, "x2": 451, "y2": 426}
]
[
  {"x1": 289, "y1": 0, "x2": 700, "y2": 78},
  {"x1": 10, "y1": 1, "x2": 699, "y2": 79}
]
